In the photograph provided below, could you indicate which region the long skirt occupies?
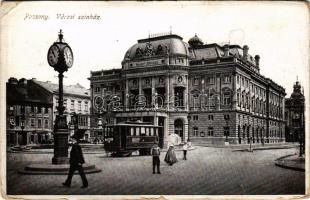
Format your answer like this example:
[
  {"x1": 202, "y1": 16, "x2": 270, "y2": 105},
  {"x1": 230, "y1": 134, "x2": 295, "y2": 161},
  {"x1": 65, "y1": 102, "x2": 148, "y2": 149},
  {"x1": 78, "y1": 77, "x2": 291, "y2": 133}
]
[{"x1": 164, "y1": 146, "x2": 178, "y2": 165}]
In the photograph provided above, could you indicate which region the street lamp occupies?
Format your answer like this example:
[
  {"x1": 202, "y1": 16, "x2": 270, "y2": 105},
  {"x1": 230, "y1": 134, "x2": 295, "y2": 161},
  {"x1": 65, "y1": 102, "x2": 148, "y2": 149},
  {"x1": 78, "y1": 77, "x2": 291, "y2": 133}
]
[
  {"x1": 187, "y1": 115, "x2": 191, "y2": 141},
  {"x1": 47, "y1": 30, "x2": 74, "y2": 164},
  {"x1": 20, "y1": 113, "x2": 26, "y2": 146}
]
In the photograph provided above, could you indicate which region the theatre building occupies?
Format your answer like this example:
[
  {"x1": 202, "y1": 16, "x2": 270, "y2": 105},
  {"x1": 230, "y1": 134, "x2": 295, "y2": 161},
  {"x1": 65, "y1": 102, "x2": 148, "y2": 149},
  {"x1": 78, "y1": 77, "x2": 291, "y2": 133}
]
[{"x1": 89, "y1": 33, "x2": 286, "y2": 147}]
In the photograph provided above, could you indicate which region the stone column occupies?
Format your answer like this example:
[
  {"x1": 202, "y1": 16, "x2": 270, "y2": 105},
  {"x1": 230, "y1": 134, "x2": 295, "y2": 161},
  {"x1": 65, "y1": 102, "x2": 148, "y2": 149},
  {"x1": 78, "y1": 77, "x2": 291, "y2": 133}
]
[
  {"x1": 125, "y1": 79, "x2": 129, "y2": 111},
  {"x1": 185, "y1": 75, "x2": 189, "y2": 110},
  {"x1": 152, "y1": 77, "x2": 156, "y2": 106},
  {"x1": 165, "y1": 75, "x2": 170, "y2": 111},
  {"x1": 138, "y1": 78, "x2": 142, "y2": 100}
]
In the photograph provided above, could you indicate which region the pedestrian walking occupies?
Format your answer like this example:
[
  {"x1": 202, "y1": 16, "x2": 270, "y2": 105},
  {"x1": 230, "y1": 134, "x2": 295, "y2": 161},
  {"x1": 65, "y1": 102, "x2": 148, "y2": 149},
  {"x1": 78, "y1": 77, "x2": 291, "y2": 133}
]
[
  {"x1": 151, "y1": 142, "x2": 161, "y2": 174},
  {"x1": 183, "y1": 139, "x2": 191, "y2": 160},
  {"x1": 63, "y1": 135, "x2": 88, "y2": 188}
]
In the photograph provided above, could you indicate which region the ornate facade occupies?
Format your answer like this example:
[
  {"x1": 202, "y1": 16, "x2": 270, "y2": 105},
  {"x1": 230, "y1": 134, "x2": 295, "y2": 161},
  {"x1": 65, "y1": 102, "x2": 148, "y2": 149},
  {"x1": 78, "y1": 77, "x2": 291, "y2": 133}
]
[
  {"x1": 285, "y1": 81, "x2": 305, "y2": 146},
  {"x1": 89, "y1": 33, "x2": 286, "y2": 147}
]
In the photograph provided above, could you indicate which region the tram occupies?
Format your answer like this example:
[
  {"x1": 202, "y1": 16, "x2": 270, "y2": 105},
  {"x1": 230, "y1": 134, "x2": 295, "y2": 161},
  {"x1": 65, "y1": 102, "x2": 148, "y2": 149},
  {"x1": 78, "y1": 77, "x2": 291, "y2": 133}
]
[{"x1": 102, "y1": 121, "x2": 163, "y2": 156}]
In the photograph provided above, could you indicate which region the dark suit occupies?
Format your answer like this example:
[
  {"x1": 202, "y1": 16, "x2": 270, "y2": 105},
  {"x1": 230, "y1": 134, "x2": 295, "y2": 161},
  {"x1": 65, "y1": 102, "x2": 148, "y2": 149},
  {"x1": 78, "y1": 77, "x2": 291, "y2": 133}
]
[{"x1": 64, "y1": 143, "x2": 88, "y2": 187}]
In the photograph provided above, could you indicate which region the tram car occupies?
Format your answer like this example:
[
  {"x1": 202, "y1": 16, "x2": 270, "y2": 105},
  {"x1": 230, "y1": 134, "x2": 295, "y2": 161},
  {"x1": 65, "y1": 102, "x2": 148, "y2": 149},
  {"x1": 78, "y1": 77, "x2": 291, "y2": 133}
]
[{"x1": 103, "y1": 121, "x2": 163, "y2": 156}]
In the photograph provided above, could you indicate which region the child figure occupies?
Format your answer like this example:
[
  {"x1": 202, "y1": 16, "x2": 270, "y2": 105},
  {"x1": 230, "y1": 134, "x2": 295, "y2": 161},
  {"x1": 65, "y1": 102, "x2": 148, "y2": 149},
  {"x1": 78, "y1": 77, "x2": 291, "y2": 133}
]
[{"x1": 151, "y1": 141, "x2": 161, "y2": 174}]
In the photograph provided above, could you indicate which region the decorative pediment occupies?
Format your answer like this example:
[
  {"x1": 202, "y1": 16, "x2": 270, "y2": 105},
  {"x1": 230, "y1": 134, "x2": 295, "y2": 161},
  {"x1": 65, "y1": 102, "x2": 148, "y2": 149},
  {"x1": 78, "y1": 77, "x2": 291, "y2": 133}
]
[{"x1": 134, "y1": 43, "x2": 170, "y2": 58}]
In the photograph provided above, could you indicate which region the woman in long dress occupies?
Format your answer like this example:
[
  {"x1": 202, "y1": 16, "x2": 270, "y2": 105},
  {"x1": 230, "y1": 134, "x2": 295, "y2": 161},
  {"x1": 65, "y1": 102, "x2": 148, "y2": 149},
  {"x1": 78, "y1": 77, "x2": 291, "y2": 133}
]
[{"x1": 164, "y1": 133, "x2": 181, "y2": 165}]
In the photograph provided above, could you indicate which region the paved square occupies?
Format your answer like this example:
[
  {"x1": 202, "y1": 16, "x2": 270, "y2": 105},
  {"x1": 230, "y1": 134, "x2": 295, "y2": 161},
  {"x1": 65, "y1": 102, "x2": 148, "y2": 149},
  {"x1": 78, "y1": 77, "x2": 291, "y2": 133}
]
[{"x1": 7, "y1": 146, "x2": 305, "y2": 195}]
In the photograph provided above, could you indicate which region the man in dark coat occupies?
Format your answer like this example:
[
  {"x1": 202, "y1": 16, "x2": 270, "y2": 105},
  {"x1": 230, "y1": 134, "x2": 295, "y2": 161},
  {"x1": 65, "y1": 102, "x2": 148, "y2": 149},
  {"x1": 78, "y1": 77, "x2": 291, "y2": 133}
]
[
  {"x1": 151, "y1": 141, "x2": 161, "y2": 174},
  {"x1": 63, "y1": 135, "x2": 88, "y2": 188}
]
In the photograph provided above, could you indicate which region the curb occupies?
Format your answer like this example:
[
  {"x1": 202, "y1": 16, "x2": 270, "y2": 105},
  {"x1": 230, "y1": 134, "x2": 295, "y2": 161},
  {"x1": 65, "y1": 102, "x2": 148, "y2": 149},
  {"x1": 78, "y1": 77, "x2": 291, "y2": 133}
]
[
  {"x1": 274, "y1": 154, "x2": 305, "y2": 172},
  {"x1": 274, "y1": 162, "x2": 305, "y2": 172}
]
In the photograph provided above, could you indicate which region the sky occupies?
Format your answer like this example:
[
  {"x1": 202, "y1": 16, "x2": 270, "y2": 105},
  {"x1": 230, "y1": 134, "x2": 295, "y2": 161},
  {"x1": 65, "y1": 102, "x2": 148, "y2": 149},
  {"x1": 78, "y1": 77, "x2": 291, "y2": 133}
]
[{"x1": 0, "y1": 1, "x2": 308, "y2": 97}]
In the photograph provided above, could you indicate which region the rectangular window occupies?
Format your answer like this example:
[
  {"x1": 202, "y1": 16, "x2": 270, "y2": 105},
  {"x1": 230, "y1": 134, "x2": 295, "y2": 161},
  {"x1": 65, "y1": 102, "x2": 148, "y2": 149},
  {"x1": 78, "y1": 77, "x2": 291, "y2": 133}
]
[
  {"x1": 193, "y1": 115, "x2": 198, "y2": 120},
  {"x1": 38, "y1": 119, "x2": 42, "y2": 128},
  {"x1": 64, "y1": 99, "x2": 67, "y2": 110},
  {"x1": 15, "y1": 116, "x2": 20, "y2": 126},
  {"x1": 200, "y1": 131, "x2": 205, "y2": 137},
  {"x1": 130, "y1": 127, "x2": 134, "y2": 136},
  {"x1": 95, "y1": 86, "x2": 100, "y2": 93},
  {"x1": 84, "y1": 102, "x2": 89, "y2": 112},
  {"x1": 208, "y1": 77, "x2": 215, "y2": 84},
  {"x1": 223, "y1": 92, "x2": 231, "y2": 105},
  {"x1": 141, "y1": 127, "x2": 145, "y2": 136},
  {"x1": 237, "y1": 75, "x2": 240, "y2": 84},
  {"x1": 44, "y1": 119, "x2": 49, "y2": 129},
  {"x1": 193, "y1": 77, "x2": 199, "y2": 86},
  {"x1": 208, "y1": 127, "x2": 214, "y2": 136},
  {"x1": 21, "y1": 106, "x2": 25, "y2": 113},
  {"x1": 224, "y1": 75, "x2": 230, "y2": 83},
  {"x1": 208, "y1": 115, "x2": 214, "y2": 120},
  {"x1": 150, "y1": 128, "x2": 154, "y2": 136},
  {"x1": 71, "y1": 100, "x2": 75, "y2": 110},
  {"x1": 193, "y1": 127, "x2": 198, "y2": 137},
  {"x1": 44, "y1": 107, "x2": 48, "y2": 114},
  {"x1": 78, "y1": 101, "x2": 82, "y2": 111},
  {"x1": 38, "y1": 107, "x2": 42, "y2": 113},
  {"x1": 135, "y1": 127, "x2": 140, "y2": 136},
  {"x1": 30, "y1": 118, "x2": 35, "y2": 128},
  {"x1": 31, "y1": 106, "x2": 35, "y2": 113}
]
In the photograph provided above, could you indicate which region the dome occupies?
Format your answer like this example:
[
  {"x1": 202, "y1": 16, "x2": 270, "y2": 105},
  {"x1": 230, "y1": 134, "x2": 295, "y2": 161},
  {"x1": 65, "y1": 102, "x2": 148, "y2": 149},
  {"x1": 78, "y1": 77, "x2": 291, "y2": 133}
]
[
  {"x1": 188, "y1": 34, "x2": 204, "y2": 47},
  {"x1": 123, "y1": 34, "x2": 190, "y2": 61}
]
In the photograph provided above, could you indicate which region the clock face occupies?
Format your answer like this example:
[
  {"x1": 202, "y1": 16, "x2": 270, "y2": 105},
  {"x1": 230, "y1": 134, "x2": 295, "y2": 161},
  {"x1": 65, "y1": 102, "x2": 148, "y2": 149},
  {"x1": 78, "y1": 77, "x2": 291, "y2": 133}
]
[
  {"x1": 47, "y1": 45, "x2": 60, "y2": 66},
  {"x1": 63, "y1": 46, "x2": 73, "y2": 68}
]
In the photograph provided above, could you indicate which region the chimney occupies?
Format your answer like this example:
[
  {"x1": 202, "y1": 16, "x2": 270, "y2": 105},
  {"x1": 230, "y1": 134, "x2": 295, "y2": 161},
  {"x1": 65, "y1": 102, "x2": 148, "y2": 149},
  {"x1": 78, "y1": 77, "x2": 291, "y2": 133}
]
[
  {"x1": 243, "y1": 45, "x2": 249, "y2": 60},
  {"x1": 18, "y1": 78, "x2": 28, "y2": 97},
  {"x1": 254, "y1": 55, "x2": 260, "y2": 68},
  {"x1": 8, "y1": 77, "x2": 18, "y2": 85},
  {"x1": 224, "y1": 45, "x2": 229, "y2": 57}
]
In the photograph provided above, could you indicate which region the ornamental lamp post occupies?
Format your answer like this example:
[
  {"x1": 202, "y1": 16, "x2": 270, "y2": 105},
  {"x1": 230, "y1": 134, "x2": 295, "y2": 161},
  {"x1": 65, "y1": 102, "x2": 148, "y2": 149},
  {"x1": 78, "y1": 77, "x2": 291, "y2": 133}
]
[
  {"x1": 47, "y1": 30, "x2": 74, "y2": 164},
  {"x1": 20, "y1": 113, "x2": 26, "y2": 146},
  {"x1": 187, "y1": 115, "x2": 191, "y2": 142}
]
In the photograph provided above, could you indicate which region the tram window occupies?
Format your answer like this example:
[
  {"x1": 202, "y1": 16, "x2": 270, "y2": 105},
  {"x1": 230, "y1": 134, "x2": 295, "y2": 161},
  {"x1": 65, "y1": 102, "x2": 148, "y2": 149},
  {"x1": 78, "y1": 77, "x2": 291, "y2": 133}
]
[
  {"x1": 155, "y1": 128, "x2": 158, "y2": 136},
  {"x1": 150, "y1": 128, "x2": 154, "y2": 136},
  {"x1": 136, "y1": 127, "x2": 140, "y2": 136},
  {"x1": 130, "y1": 127, "x2": 134, "y2": 136},
  {"x1": 141, "y1": 127, "x2": 145, "y2": 136},
  {"x1": 146, "y1": 128, "x2": 149, "y2": 136}
]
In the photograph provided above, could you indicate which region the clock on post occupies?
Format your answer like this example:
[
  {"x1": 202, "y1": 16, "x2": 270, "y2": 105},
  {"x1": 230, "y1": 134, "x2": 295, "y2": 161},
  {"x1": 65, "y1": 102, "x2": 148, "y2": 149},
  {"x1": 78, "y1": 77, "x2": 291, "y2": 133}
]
[
  {"x1": 47, "y1": 29, "x2": 73, "y2": 164},
  {"x1": 47, "y1": 29, "x2": 74, "y2": 72}
]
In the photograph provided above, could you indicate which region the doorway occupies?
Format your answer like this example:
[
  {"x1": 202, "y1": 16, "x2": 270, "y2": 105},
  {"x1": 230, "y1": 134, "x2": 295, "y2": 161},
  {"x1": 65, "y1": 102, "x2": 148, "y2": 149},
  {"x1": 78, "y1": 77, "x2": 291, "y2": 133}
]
[{"x1": 174, "y1": 119, "x2": 183, "y2": 140}]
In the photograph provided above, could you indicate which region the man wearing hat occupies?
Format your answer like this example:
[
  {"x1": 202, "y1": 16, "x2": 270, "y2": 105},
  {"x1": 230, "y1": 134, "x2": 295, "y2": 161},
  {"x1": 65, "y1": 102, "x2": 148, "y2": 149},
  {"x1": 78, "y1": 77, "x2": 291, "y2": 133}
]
[
  {"x1": 63, "y1": 134, "x2": 88, "y2": 188},
  {"x1": 151, "y1": 141, "x2": 161, "y2": 174}
]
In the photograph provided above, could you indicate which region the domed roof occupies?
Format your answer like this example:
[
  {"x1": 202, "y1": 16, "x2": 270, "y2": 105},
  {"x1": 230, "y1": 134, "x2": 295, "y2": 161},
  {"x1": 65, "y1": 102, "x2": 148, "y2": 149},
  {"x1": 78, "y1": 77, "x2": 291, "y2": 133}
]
[
  {"x1": 123, "y1": 34, "x2": 190, "y2": 61},
  {"x1": 188, "y1": 34, "x2": 204, "y2": 46},
  {"x1": 291, "y1": 81, "x2": 304, "y2": 99}
]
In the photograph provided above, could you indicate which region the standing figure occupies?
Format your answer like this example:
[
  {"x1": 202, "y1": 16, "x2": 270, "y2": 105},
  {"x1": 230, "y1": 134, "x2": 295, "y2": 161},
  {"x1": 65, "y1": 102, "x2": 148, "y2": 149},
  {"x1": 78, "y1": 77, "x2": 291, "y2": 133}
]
[
  {"x1": 164, "y1": 133, "x2": 180, "y2": 166},
  {"x1": 164, "y1": 144, "x2": 178, "y2": 165},
  {"x1": 63, "y1": 135, "x2": 88, "y2": 188},
  {"x1": 151, "y1": 142, "x2": 161, "y2": 174},
  {"x1": 183, "y1": 139, "x2": 191, "y2": 160}
]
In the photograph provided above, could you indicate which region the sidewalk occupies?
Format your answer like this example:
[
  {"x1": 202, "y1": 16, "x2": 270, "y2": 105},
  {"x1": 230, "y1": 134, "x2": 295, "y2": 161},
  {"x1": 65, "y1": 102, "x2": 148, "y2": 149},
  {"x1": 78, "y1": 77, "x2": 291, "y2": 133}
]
[
  {"x1": 275, "y1": 154, "x2": 305, "y2": 172},
  {"x1": 195, "y1": 142, "x2": 299, "y2": 151}
]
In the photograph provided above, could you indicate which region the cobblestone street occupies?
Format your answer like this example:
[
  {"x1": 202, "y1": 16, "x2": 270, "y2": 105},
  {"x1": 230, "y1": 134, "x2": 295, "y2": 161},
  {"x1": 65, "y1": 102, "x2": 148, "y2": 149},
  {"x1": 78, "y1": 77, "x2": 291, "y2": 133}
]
[{"x1": 7, "y1": 146, "x2": 305, "y2": 195}]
